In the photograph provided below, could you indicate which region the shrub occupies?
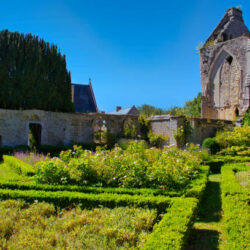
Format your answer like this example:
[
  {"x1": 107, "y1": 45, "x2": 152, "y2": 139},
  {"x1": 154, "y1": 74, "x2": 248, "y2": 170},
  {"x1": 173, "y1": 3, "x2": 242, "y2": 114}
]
[
  {"x1": 148, "y1": 131, "x2": 169, "y2": 148},
  {"x1": 215, "y1": 126, "x2": 250, "y2": 149},
  {"x1": 34, "y1": 141, "x2": 202, "y2": 190},
  {"x1": 242, "y1": 110, "x2": 250, "y2": 126},
  {"x1": 35, "y1": 158, "x2": 70, "y2": 185},
  {"x1": 173, "y1": 119, "x2": 192, "y2": 148},
  {"x1": 202, "y1": 138, "x2": 220, "y2": 154},
  {"x1": 124, "y1": 120, "x2": 137, "y2": 139},
  {"x1": 68, "y1": 157, "x2": 98, "y2": 185}
]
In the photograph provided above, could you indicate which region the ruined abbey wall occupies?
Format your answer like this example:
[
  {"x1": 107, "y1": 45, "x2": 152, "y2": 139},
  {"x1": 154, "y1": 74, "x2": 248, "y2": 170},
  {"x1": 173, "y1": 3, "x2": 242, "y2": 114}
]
[
  {"x1": 200, "y1": 35, "x2": 250, "y2": 120},
  {"x1": 0, "y1": 109, "x2": 139, "y2": 147}
]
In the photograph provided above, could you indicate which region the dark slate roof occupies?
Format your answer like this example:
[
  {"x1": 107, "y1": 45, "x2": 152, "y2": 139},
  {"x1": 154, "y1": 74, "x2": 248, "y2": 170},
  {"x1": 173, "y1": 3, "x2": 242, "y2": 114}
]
[
  {"x1": 109, "y1": 106, "x2": 139, "y2": 115},
  {"x1": 72, "y1": 83, "x2": 98, "y2": 113}
]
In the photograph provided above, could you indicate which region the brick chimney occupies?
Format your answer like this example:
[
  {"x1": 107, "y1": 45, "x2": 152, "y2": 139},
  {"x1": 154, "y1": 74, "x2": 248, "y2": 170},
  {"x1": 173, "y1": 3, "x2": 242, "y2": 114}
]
[{"x1": 116, "y1": 106, "x2": 122, "y2": 112}]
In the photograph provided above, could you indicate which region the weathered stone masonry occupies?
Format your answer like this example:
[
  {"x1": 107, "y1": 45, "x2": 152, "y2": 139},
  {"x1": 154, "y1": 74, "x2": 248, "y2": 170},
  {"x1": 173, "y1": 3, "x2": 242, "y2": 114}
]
[
  {"x1": 0, "y1": 109, "x2": 139, "y2": 147},
  {"x1": 200, "y1": 8, "x2": 250, "y2": 120},
  {"x1": 149, "y1": 115, "x2": 233, "y2": 146}
]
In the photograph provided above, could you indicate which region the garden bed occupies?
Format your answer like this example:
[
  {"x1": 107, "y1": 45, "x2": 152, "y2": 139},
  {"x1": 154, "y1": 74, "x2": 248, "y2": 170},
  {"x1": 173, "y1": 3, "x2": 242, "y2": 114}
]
[{"x1": 0, "y1": 200, "x2": 156, "y2": 249}]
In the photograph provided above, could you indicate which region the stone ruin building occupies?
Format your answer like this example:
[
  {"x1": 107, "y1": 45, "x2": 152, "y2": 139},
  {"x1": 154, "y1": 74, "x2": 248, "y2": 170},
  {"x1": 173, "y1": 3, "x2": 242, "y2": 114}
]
[
  {"x1": 200, "y1": 7, "x2": 250, "y2": 121},
  {"x1": 0, "y1": 8, "x2": 247, "y2": 148}
]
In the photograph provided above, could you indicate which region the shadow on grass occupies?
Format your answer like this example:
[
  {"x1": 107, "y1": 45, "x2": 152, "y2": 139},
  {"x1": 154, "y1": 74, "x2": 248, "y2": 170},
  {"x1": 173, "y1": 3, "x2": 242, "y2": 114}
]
[
  {"x1": 197, "y1": 181, "x2": 222, "y2": 223},
  {"x1": 185, "y1": 179, "x2": 222, "y2": 250},
  {"x1": 186, "y1": 229, "x2": 220, "y2": 250}
]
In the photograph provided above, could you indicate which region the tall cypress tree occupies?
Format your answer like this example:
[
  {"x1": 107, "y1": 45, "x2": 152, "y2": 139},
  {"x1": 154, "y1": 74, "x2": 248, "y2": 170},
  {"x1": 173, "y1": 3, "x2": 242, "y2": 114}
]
[{"x1": 0, "y1": 30, "x2": 74, "y2": 112}]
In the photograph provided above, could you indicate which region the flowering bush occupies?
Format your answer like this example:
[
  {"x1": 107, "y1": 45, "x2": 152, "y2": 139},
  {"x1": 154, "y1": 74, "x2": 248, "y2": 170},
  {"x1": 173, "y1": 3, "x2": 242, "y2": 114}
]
[
  {"x1": 35, "y1": 141, "x2": 201, "y2": 189},
  {"x1": 35, "y1": 158, "x2": 70, "y2": 185},
  {"x1": 215, "y1": 126, "x2": 250, "y2": 148},
  {"x1": 215, "y1": 125, "x2": 250, "y2": 156}
]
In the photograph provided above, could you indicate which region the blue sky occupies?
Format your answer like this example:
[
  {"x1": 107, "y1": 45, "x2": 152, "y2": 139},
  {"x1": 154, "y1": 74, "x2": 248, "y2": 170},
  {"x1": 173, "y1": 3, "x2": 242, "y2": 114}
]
[{"x1": 1, "y1": 0, "x2": 249, "y2": 112}]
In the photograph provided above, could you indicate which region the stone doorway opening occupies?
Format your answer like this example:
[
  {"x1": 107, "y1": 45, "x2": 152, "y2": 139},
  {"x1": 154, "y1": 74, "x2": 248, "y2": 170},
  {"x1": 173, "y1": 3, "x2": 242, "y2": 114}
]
[
  {"x1": 28, "y1": 123, "x2": 42, "y2": 149},
  {"x1": 234, "y1": 107, "x2": 239, "y2": 118}
]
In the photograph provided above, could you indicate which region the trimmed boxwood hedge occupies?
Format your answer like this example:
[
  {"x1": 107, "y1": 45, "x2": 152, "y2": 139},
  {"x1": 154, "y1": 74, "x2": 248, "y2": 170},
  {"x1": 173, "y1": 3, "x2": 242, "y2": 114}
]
[
  {"x1": 0, "y1": 188, "x2": 172, "y2": 213},
  {"x1": 3, "y1": 155, "x2": 35, "y2": 176},
  {"x1": 205, "y1": 156, "x2": 250, "y2": 173},
  {"x1": 221, "y1": 163, "x2": 250, "y2": 249},
  {"x1": 0, "y1": 165, "x2": 209, "y2": 198},
  {"x1": 143, "y1": 197, "x2": 198, "y2": 250}
]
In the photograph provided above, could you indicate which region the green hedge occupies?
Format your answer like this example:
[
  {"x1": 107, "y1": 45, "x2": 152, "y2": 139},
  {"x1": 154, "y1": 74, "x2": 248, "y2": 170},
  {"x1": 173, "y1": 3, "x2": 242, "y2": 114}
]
[
  {"x1": 221, "y1": 163, "x2": 250, "y2": 249},
  {"x1": 205, "y1": 155, "x2": 250, "y2": 173},
  {"x1": 143, "y1": 197, "x2": 198, "y2": 250},
  {"x1": 185, "y1": 165, "x2": 209, "y2": 199},
  {"x1": 0, "y1": 165, "x2": 209, "y2": 198},
  {"x1": 3, "y1": 155, "x2": 35, "y2": 176},
  {"x1": 221, "y1": 163, "x2": 250, "y2": 196},
  {"x1": 0, "y1": 188, "x2": 172, "y2": 213}
]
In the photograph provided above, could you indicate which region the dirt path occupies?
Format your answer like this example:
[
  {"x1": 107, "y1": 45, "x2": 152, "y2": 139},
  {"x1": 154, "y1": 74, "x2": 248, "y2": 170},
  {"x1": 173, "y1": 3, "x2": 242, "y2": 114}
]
[{"x1": 185, "y1": 174, "x2": 227, "y2": 250}]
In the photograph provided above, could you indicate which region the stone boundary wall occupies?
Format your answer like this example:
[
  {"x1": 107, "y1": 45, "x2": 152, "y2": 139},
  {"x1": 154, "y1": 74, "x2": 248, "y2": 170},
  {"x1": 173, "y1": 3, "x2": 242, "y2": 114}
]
[
  {"x1": 0, "y1": 109, "x2": 139, "y2": 147},
  {"x1": 149, "y1": 115, "x2": 233, "y2": 146},
  {"x1": 148, "y1": 115, "x2": 185, "y2": 145}
]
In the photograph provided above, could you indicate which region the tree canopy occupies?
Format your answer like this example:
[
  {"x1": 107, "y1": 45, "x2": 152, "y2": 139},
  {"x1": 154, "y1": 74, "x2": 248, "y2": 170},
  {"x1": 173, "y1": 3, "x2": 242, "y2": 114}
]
[
  {"x1": 137, "y1": 92, "x2": 202, "y2": 117},
  {"x1": 0, "y1": 30, "x2": 74, "y2": 112}
]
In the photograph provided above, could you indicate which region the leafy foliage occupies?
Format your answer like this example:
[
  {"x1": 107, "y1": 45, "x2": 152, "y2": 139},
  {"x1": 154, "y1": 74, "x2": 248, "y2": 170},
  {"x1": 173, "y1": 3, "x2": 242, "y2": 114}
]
[
  {"x1": 215, "y1": 126, "x2": 250, "y2": 149},
  {"x1": 35, "y1": 141, "x2": 201, "y2": 189},
  {"x1": 0, "y1": 29, "x2": 73, "y2": 112},
  {"x1": 173, "y1": 119, "x2": 193, "y2": 147},
  {"x1": 137, "y1": 92, "x2": 201, "y2": 117},
  {"x1": 147, "y1": 131, "x2": 169, "y2": 148},
  {"x1": 0, "y1": 200, "x2": 156, "y2": 249},
  {"x1": 183, "y1": 92, "x2": 202, "y2": 117},
  {"x1": 215, "y1": 125, "x2": 250, "y2": 157},
  {"x1": 202, "y1": 138, "x2": 220, "y2": 154},
  {"x1": 242, "y1": 109, "x2": 250, "y2": 126}
]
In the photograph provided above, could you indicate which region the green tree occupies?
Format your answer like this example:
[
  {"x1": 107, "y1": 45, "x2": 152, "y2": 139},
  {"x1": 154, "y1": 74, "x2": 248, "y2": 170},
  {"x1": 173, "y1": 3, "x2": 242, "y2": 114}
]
[
  {"x1": 0, "y1": 30, "x2": 74, "y2": 112},
  {"x1": 137, "y1": 104, "x2": 165, "y2": 117},
  {"x1": 183, "y1": 92, "x2": 201, "y2": 117}
]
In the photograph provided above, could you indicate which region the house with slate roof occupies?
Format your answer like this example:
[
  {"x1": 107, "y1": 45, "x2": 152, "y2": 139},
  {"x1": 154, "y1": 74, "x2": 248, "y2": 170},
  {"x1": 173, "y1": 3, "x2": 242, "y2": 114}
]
[
  {"x1": 71, "y1": 78, "x2": 98, "y2": 113},
  {"x1": 109, "y1": 105, "x2": 139, "y2": 115}
]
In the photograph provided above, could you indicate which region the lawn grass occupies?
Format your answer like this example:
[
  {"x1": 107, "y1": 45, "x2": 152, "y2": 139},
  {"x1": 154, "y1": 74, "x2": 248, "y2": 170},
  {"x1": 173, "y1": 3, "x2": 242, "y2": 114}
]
[{"x1": 185, "y1": 174, "x2": 227, "y2": 250}]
